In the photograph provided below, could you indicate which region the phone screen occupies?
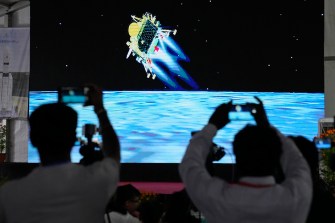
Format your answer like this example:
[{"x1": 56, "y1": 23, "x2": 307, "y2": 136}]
[
  {"x1": 229, "y1": 111, "x2": 254, "y2": 121},
  {"x1": 229, "y1": 104, "x2": 255, "y2": 121},
  {"x1": 58, "y1": 87, "x2": 89, "y2": 104},
  {"x1": 314, "y1": 138, "x2": 332, "y2": 150}
]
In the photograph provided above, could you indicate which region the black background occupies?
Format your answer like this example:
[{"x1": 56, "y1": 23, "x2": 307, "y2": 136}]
[{"x1": 30, "y1": 0, "x2": 324, "y2": 92}]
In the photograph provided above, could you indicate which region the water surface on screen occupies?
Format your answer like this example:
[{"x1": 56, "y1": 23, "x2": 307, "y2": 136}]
[{"x1": 29, "y1": 91, "x2": 324, "y2": 163}]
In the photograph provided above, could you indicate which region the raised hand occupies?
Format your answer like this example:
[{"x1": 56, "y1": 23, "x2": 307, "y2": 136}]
[
  {"x1": 84, "y1": 84, "x2": 104, "y2": 112},
  {"x1": 247, "y1": 96, "x2": 270, "y2": 127},
  {"x1": 208, "y1": 100, "x2": 233, "y2": 130}
]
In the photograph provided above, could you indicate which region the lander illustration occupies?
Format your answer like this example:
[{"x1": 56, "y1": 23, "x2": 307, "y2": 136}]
[{"x1": 126, "y1": 12, "x2": 199, "y2": 90}]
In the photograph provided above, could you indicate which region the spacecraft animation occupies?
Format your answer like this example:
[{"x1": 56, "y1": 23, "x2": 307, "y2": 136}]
[{"x1": 126, "y1": 12, "x2": 199, "y2": 90}]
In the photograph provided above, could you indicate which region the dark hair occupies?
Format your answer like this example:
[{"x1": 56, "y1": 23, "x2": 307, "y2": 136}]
[
  {"x1": 139, "y1": 198, "x2": 164, "y2": 223},
  {"x1": 107, "y1": 184, "x2": 141, "y2": 214},
  {"x1": 233, "y1": 124, "x2": 282, "y2": 177},
  {"x1": 29, "y1": 103, "x2": 78, "y2": 151},
  {"x1": 160, "y1": 189, "x2": 199, "y2": 223},
  {"x1": 288, "y1": 135, "x2": 319, "y2": 176}
]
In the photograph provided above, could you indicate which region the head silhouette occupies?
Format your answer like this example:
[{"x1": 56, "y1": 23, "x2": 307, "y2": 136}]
[
  {"x1": 107, "y1": 184, "x2": 141, "y2": 215},
  {"x1": 233, "y1": 124, "x2": 282, "y2": 178},
  {"x1": 288, "y1": 135, "x2": 319, "y2": 177},
  {"x1": 29, "y1": 103, "x2": 78, "y2": 163}
]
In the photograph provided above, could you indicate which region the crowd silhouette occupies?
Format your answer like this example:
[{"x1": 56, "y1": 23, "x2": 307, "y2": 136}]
[
  {"x1": 0, "y1": 86, "x2": 334, "y2": 223},
  {"x1": 288, "y1": 135, "x2": 335, "y2": 223}
]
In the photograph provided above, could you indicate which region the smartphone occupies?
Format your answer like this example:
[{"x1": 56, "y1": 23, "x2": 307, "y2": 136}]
[
  {"x1": 57, "y1": 86, "x2": 89, "y2": 104},
  {"x1": 229, "y1": 104, "x2": 256, "y2": 121},
  {"x1": 314, "y1": 138, "x2": 332, "y2": 150}
]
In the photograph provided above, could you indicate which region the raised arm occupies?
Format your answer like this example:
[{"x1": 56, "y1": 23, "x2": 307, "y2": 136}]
[
  {"x1": 179, "y1": 100, "x2": 233, "y2": 210},
  {"x1": 86, "y1": 84, "x2": 121, "y2": 164}
]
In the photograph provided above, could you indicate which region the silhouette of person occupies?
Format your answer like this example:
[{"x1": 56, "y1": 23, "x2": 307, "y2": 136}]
[
  {"x1": 330, "y1": 152, "x2": 335, "y2": 171},
  {"x1": 138, "y1": 194, "x2": 164, "y2": 223},
  {"x1": 0, "y1": 84, "x2": 121, "y2": 223},
  {"x1": 159, "y1": 189, "x2": 199, "y2": 223},
  {"x1": 105, "y1": 184, "x2": 141, "y2": 223},
  {"x1": 288, "y1": 135, "x2": 335, "y2": 223},
  {"x1": 179, "y1": 96, "x2": 312, "y2": 223}
]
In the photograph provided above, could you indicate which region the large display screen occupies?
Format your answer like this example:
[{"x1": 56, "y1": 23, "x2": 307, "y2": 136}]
[
  {"x1": 28, "y1": 92, "x2": 324, "y2": 163},
  {"x1": 29, "y1": 1, "x2": 324, "y2": 163}
]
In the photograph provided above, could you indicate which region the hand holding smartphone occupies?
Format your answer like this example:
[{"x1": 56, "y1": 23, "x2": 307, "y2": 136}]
[
  {"x1": 57, "y1": 86, "x2": 91, "y2": 106},
  {"x1": 229, "y1": 103, "x2": 257, "y2": 121},
  {"x1": 314, "y1": 138, "x2": 332, "y2": 150}
]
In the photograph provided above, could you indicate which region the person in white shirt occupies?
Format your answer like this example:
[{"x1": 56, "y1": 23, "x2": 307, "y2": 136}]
[
  {"x1": 179, "y1": 96, "x2": 312, "y2": 223},
  {"x1": 0, "y1": 84, "x2": 121, "y2": 223}
]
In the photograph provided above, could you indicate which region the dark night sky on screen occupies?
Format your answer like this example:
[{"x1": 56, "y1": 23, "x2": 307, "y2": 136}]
[{"x1": 30, "y1": 0, "x2": 324, "y2": 92}]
